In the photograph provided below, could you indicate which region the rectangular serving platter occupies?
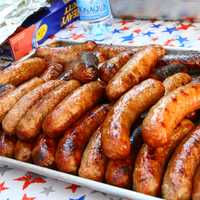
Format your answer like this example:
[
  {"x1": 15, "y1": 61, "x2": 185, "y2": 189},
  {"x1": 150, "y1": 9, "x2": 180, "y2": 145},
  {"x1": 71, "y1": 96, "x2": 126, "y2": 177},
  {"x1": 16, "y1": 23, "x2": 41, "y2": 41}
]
[{"x1": 1, "y1": 41, "x2": 200, "y2": 200}]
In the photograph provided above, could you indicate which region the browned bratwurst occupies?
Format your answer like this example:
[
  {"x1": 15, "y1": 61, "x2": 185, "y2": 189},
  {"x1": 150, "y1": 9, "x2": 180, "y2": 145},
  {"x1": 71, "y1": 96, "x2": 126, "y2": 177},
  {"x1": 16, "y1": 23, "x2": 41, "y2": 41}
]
[
  {"x1": 105, "y1": 156, "x2": 133, "y2": 188},
  {"x1": 133, "y1": 119, "x2": 194, "y2": 196},
  {"x1": 102, "y1": 79, "x2": 164, "y2": 160},
  {"x1": 142, "y1": 82, "x2": 200, "y2": 148},
  {"x1": 55, "y1": 104, "x2": 110, "y2": 173},
  {"x1": 32, "y1": 135, "x2": 57, "y2": 168},
  {"x1": 159, "y1": 53, "x2": 200, "y2": 68},
  {"x1": 72, "y1": 52, "x2": 99, "y2": 83},
  {"x1": 14, "y1": 140, "x2": 33, "y2": 162},
  {"x1": 192, "y1": 165, "x2": 200, "y2": 200},
  {"x1": 105, "y1": 126, "x2": 143, "y2": 188},
  {"x1": 78, "y1": 127, "x2": 107, "y2": 181},
  {"x1": 0, "y1": 57, "x2": 47, "y2": 86},
  {"x1": 36, "y1": 41, "x2": 97, "y2": 64},
  {"x1": 40, "y1": 63, "x2": 63, "y2": 81},
  {"x1": 43, "y1": 81, "x2": 105, "y2": 138},
  {"x1": 16, "y1": 80, "x2": 80, "y2": 140},
  {"x1": 106, "y1": 45, "x2": 165, "y2": 101},
  {"x1": 0, "y1": 84, "x2": 15, "y2": 97},
  {"x1": 3, "y1": 80, "x2": 62, "y2": 137},
  {"x1": 0, "y1": 131, "x2": 15, "y2": 157},
  {"x1": 99, "y1": 51, "x2": 133, "y2": 82},
  {"x1": 0, "y1": 77, "x2": 44, "y2": 121},
  {"x1": 162, "y1": 125, "x2": 200, "y2": 200},
  {"x1": 163, "y1": 72, "x2": 192, "y2": 94}
]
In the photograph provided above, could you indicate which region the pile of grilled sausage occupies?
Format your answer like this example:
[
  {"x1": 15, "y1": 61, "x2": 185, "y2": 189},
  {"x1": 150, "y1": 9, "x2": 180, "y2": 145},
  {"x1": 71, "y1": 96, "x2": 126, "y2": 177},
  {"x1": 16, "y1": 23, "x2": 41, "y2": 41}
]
[{"x1": 1, "y1": 41, "x2": 200, "y2": 200}]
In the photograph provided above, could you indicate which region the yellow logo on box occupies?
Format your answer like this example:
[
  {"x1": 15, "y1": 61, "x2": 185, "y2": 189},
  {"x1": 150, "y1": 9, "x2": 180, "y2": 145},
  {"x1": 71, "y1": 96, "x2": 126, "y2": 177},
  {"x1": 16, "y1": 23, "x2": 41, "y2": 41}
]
[{"x1": 36, "y1": 24, "x2": 48, "y2": 41}]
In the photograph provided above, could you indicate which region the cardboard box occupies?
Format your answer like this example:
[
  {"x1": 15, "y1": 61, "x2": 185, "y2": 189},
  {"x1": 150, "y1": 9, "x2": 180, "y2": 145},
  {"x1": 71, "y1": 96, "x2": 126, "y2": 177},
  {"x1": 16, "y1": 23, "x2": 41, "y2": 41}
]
[{"x1": 0, "y1": 0, "x2": 79, "y2": 65}]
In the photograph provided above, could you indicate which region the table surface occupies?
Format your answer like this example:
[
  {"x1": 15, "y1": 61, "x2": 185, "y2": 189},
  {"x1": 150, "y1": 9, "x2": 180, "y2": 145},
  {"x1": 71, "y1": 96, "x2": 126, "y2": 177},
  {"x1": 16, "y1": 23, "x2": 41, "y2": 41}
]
[{"x1": 1, "y1": 18, "x2": 200, "y2": 200}]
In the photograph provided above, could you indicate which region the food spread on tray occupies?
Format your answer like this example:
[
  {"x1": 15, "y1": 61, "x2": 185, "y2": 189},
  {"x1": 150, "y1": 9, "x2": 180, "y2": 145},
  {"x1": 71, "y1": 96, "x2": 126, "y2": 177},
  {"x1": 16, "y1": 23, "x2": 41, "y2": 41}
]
[{"x1": 1, "y1": 41, "x2": 200, "y2": 200}]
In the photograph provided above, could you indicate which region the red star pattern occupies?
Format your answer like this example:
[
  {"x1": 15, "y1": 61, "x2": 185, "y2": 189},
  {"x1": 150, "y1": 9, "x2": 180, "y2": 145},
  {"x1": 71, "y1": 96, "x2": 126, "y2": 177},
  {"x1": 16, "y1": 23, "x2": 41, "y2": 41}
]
[
  {"x1": 22, "y1": 194, "x2": 36, "y2": 200},
  {"x1": 133, "y1": 28, "x2": 141, "y2": 34},
  {"x1": 164, "y1": 39, "x2": 175, "y2": 46},
  {"x1": 120, "y1": 20, "x2": 133, "y2": 25},
  {"x1": 65, "y1": 184, "x2": 80, "y2": 193},
  {"x1": 177, "y1": 23, "x2": 192, "y2": 30},
  {"x1": 72, "y1": 33, "x2": 85, "y2": 40},
  {"x1": 0, "y1": 182, "x2": 8, "y2": 192},
  {"x1": 120, "y1": 26, "x2": 129, "y2": 31},
  {"x1": 14, "y1": 174, "x2": 46, "y2": 190}
]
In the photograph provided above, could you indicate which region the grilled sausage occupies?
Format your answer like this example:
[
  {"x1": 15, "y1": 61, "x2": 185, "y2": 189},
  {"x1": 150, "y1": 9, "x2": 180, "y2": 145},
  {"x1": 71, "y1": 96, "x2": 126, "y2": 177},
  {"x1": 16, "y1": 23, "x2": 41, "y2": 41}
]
[
  {"x1": 32, "y1": 135, "x2": 57, "y2": 168},
  {"x1": 159, "y1": 53, "x2": 200, "y2": 68},
  {"x1": 40, "y1": 63, "x2": 63, "y2": 81},
  {"x1": 99, "y1": 51, "x2": 133, "y2": 82},
  {"x1": 0, "y1": 131, "x2": 15, "y2": 157},
  {"x1": 0, "y1": 84, "x2": 15, "y2": 97},
  {"x1": 95, "y1": 45, "x2": 139, "y2": 58},
  {"x1": 105, "y1": 126, "x2": 143, "y2": 188},
  {"x1": 43, "y1": 81, "x2": 105, "y2": 138},
  {"x1": 162, "y1": 125, "x2": 200, "y2": 200},
  {"x1": 16, "y1": 80, "x2": 80, "y2": 140},
  {"x1": 36, "y1": 41, "x2": 97, "y2": 64},
  {"x1": 105, "y1": 156, "x2": 133, "y2": 188},
  {"x1": 133, "y1": 119, "x2": 194, "y2": 196},
  {"x1": 78, "y1": 127, "x2": 107, "y2": 181},
  {"x1": 55, "y1": 104, "x2": 110, "y2": 173},
  {"x1": 0, "y1": 77, "x2": 44, "y2": 121},
  {"x1": 72, "y1": 52, "x2": 99, "y2": 83},
  {"x1": 0, "y1": 58, "x2": 47, "y2": 86},
  {"x1": 14, "y1": 140, "x2": 33, "y2": 162},
  {"x1": 102, "y1": 79, "x2": 164, "y2": 160},
  {"x1": 94, "y1": 51, "x2": 109, "y2": 63},
  {"x1": 142, "y1": 82, "x2": 200, "y2": 148},
  {"x1": 153, "y1": 64, "x2": 187, "y2": 80},
  {"x1": 163, "y1": 73, "x2": 192, "y2": 94},
  {"x1": 192, "y1": 165, "x2": 200, "y2": 200},
  {"x1": 106, "y1": 45, "x2": 165, "y2": 101},
  {"x1": 3, "y1": 80, "x2": 62, "y2": 137}
]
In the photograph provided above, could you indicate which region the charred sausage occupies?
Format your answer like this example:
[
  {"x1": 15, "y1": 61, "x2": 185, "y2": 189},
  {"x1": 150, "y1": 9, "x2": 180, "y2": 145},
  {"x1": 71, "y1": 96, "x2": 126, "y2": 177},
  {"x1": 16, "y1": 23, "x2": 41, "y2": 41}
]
[
  {"x1": 55, "y1": 104, "x2": 110, "y2": 173},
  {"x1": 16, "y1": 80, "x2": 80, "y2": 140},
  {"x1": 43, "y1": 81, "x2": 105, "y2": 138}
]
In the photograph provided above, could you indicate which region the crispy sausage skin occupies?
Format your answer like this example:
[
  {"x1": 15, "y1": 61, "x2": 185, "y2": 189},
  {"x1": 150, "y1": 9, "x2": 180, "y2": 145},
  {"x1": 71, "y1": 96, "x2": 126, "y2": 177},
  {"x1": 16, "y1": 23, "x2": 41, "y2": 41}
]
[
  {"x1": 105, "y1": 126, "x2": 143, "y2": 188},
  {"x1": 32, "y1": 135, "x2": 57, "y2": 168},
  {"x1": 105, "y1": 156, "x2": 133, "y2": 188},
  {"x1": 14, "y1": 140, "x2": 33, "y2": 162},
  {"x1": 0, "y1": 58, "x2": 47, "y2": 86},
  {"x1": 0, "y1": 84, "x2": 15, "y2": 97},
  {"x1": 40, "y1": 63, "x2": 63, "y2": 81},
  {"x1": 72, "y1": 52, "x2": 99, "y2": 83},
  {"x1": 106, "y1": 45, "x2": 165, "y2": 101},
  {"x1": 192, "y1": 165, "x2": 200, "y2": 200},
  {"x1": 159, "y1": 53, "x2": 200, "y2": 68},
  {"x1": 133, "y1": 119, "x2": 194, "y2": 196},
  {"x1": 0, "y1": 77, "x2": 44, "y2": 121},
  {"x1": 36, "y1": 41, "x2": 97, "y2": 64},
  {"x1": 16, "y1": 80, "x2": 80, "y2": 140},
  {"x1": 102, "y1": 79, "x2": 164, "y2": 160},
  {"x1": 78, "y1": 127, "x2": 107, "y2": 181},
  {"x1": 153, "y1": 64, "x2": 187, "y2": 80},
  {"x1": 162, "y1": 125, "x2": 200, "y2": 200},
  {"x1": 43, "y1": 81, "x2": 105, "y2": 138},
  {"x1": 99, "y1": 52, "x2": 133, "y2": 82},
  {"x1": 142, "y1": 82, "x2": 200, "y2": 148},
  {"x1": 0, "y1": 131, "x2": 15, "y2": 157},
  {"x1": 55, "y1": 104, "x2": 110, "y2": 173},
  {"x1": 3, "y1": 80, "x2": 62, "y2": 137},
  {"x1": 163, "y1": 72, "x2": 192, "y2": 94}
]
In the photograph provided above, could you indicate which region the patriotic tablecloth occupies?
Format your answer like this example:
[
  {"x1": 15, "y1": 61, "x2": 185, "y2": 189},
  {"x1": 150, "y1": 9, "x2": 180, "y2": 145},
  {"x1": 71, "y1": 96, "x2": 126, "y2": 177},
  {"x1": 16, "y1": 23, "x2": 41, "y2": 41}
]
[{"x1": 1, "y1": 18, "x2": 200, "y2": 200}]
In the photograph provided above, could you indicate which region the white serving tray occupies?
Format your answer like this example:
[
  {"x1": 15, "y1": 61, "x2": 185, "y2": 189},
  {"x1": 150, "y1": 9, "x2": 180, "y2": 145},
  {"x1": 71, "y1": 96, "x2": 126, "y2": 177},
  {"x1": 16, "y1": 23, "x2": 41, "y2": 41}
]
[{"x1": 2, "y1": 42, "x2": 199, "y2": 200}]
